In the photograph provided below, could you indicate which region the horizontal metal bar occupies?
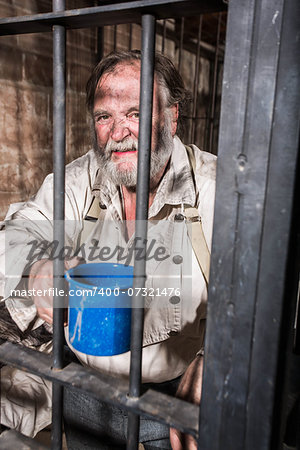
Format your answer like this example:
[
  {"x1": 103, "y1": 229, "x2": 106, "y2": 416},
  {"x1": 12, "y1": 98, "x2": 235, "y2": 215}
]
[
  {"x1": 0, "y1": 340, "x2": 199, "y2": 437},
  {"x1": 0, "y1": 0, "x2": 226, "y2": 36},
  {"x1": 0, "y1": 429, "x2": 48, "y2": 449}
]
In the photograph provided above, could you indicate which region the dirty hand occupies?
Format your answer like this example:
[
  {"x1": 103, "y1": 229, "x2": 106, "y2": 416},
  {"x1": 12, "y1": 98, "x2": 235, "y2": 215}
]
[
  {"x1": 28, "y1": 257, "x2": 83, "y2": 324},
  {"x1": 170, "y1": 354, "x2": 204, "y2": 449}
]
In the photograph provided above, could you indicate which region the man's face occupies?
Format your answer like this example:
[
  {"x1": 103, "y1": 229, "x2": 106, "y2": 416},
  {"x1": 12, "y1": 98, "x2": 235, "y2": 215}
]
[{"x1": 92, "y1": 62, "x2": 177, "y2": 187}]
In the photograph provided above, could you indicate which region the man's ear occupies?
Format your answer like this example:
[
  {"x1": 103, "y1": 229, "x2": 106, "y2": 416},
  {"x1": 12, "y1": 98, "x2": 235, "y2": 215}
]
[{"x1": 170, "y1": 104, "x2": 179, "y2": 136}]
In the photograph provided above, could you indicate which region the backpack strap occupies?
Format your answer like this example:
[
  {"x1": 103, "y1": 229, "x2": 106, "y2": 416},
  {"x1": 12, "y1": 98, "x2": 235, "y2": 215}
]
[{"x1": 184, "y1": 145, "x2": 211, "y2": 286}]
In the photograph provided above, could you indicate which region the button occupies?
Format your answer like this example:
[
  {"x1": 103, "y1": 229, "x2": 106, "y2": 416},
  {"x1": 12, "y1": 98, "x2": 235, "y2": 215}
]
[
  {"x1": 169, "y1": 296, "x2": 180, "y2": 304},
  {"x1": 169, "y1": 330, "x2": 179, "y2": 336},
  {"x1": 172, "y1": 255, "x2": 183, "y2": 264},
  {"x1": 174, "y1": 213, "x2": 184, "y2": 222}
]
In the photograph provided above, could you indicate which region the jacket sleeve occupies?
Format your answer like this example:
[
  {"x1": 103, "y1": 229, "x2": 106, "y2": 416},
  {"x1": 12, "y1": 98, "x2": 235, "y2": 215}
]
[{"x1": 2, "y1": 152, "x2": 96, "y2": 332}]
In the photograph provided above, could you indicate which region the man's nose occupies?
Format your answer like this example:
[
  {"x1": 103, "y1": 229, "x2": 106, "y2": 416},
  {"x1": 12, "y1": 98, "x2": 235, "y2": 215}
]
[{"x1": 110, "y1": 118, "x2": 131, "y2": 142}]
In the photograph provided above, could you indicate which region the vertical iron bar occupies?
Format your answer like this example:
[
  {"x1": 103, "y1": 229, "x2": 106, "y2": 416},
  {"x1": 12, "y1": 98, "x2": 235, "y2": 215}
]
[
  {"x1": 178, "y1": 17, "x2": 184, "y2": 73},
  {"x1": 208, "y1": 13, "x2": 221, "y2": 154},
  {"x1": 113, "y1": 24, "x2": 117, "y2": 51},
  {"x1": 52, "y1": 0, "x2": 66, "y2": 449},
  {"x1": 129, "y1": 23, "x2": 132, "y2": 50},
  {"x1": 161, "y1": 19, "x2": 166, "y2": 54},
  {"x1": 97, "y1": 27, "x2": 104, "y2": 62},
  {"x1": 190, "y1": 15, "x2": 202, "y2": 143},
  {"x1": 127, "y1": 14, "x2": 156, "y2": 450},
  {"x1": 96, "y1": 1, "x2": 104, "y2": 61}
]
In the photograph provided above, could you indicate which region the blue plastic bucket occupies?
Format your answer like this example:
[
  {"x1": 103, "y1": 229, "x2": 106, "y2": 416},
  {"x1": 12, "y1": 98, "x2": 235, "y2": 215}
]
[{"x1": 64, "y1": 263, "x2": 133, "y2": 356}]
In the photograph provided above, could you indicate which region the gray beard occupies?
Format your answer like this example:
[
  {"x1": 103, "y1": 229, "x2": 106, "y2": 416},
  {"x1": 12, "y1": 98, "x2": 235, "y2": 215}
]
[{"x1": 92, "y1": 121, "x2": 173, "y2": 188}]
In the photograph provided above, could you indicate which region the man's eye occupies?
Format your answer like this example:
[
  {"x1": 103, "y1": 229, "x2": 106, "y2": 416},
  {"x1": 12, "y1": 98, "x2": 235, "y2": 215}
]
[
  {"x1": 95, "y1": 115, "x2": 110, "y2": 123},
  {"x1": 128, "y1": 112, "x2": 139, "y2": 121}
]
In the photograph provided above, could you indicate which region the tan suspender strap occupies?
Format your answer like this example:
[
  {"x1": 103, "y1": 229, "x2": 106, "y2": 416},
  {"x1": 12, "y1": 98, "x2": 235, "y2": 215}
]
[
  {"x1": 185, "y1": 144, "x2": 196, "y2": 173},
  {"x1": 80, "y1": 197, "x2": 103, "y2": 246},
  {"x1": 85, "y1": 196, "x2": 101, "y2": 221},
  {"x1": 184, "y1": 207, "x2": 211, "y2": 286},
  {"x1": 184, "y1": 145, "x2": 211, "y2": 287}
]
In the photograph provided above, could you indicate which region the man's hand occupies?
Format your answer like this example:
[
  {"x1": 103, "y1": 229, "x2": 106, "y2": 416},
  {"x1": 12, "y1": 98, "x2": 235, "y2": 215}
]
[
  {"x1": 28, "y1": 257, "x2": 83, "y2": 324},
  {"x1": 170, "y1": 354, "x2": 204, "y2": 450}
]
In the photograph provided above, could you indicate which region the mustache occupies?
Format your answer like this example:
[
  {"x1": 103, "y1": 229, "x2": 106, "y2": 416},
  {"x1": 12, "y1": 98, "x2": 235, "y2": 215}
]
[{"x1": 105, "y1": 138, "x2": 138, "y2": 154}]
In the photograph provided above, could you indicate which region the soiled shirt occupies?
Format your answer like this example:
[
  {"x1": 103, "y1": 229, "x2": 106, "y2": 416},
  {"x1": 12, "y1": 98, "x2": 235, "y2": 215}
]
[
  {"x1": 3, "y1": 136, "x2": 216, "y2": 381},
  {"x1": 1, "y1": 136, "x2": 216, "y2": 433}
]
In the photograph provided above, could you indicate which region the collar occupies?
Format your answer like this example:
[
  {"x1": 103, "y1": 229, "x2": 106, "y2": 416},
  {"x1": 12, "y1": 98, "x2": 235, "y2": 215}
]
[
  {"x1": 149, "y1": 136, "x2": 196, "y2": 218},
  {"x1": 91, "y1": 170, "x2": 123, "y2": 220}
]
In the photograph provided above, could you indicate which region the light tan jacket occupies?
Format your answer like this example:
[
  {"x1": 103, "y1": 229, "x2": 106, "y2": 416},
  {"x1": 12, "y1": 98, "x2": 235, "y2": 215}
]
[{"x1": 0, "y1": 136, "x2": 216, "y2": 435}]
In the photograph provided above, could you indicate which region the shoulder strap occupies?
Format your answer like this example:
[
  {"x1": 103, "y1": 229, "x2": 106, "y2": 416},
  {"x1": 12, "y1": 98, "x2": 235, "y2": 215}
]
[
  {"x1": 85, "y1": 196, "x2": 101, "y2": 222},
  {"x1": 80, "y1": 146, "x2": 211, "y2": 286},
  {"x1": 184, "y1": 206, "x2": 210, "y2": 286},
  {"x1": 80, "y1": 197, "x2": 104, "y2": 246},
  {"x1": 185, "y1": 144, "x2": 196, "y2": 173},
  {"x1": 184, "y1": 145, "x2": 211, "y2": 286}
]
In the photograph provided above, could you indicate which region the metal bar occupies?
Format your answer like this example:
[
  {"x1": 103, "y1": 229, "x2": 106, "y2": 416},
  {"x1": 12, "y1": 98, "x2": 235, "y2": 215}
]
[
  {"x1": 274, "y1": 171, "x2": 300, "y2": 449},
  {"x1": 178, "y1": 17, "x2": 184, "y2": 72},
  {"x1": 97, "y1": 27, "x2": 104, "y2": 61},
  {"x1": 244, "y1": 0, "x2": 300, "y2": 446},
  {"x1": 96, "y1": 0, "x2": 104, "y2": 60},
  {"x1": 294, "y1": 280, "x2": 300, "y2": 353},
  {"x1": 198, "y1": 0, "x2": 300, "y2": 448},
  {"x1": 0, "y1": 340, "x2": 199, "y2": 437},
  {"x1": 190, "y1": 15, "x2": 202, "y2": 142},
  {"x1": 207, "y1": 12, "x2": 221, "y2": 153},
  {"x1": 51, "y1": 383, "x2": 63, "y2": 449},
  {"x1": 0, "y1": 0, "x2": 227, "y2": 36},
  {"x1": 161, "y1": 19, "x2": 166, "y2": 53},
  {"x1": 52, "y1": 1, "x2": 66, "y2": 448},
  {"x1": 129, "y1": 23, "x2": 132, "y2": 49},
  {"x1": 113, "y1": 24, "x2": 117, "y2": 50},
  {"x1": 52, "y1": 0, "x2": 66, "y2": 370},
  {"x1": 155, "y1": 20, "x2": 225, "y2": 62},
  {"x1": 127, "y1": 14, "x2": 156, "y2": 450}
]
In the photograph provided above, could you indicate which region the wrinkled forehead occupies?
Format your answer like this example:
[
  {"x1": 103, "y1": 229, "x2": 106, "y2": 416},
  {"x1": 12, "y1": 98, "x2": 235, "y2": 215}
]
[
  {"x1": 94, "y1": 61, "x2": 166, "y2": 108},
  {"x1": 95, "y1": 62, "x2": 140, "y2": 99}
]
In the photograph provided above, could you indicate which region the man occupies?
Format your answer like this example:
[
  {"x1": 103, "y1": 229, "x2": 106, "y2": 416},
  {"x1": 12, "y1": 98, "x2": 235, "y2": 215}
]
[{"x1": 1, "y1": 50, "x2": 216, "y2": 448}]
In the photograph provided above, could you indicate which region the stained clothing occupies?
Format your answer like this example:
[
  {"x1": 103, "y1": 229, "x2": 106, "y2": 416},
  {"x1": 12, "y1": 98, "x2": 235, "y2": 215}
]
[{"x1": 0, "y1": 136, "x2": 216, "y2": 436}]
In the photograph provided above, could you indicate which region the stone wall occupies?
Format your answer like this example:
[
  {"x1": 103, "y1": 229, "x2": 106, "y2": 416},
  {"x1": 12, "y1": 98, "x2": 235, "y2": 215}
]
[{"x1": 0, "y1": 0, "x2": 97, "y2": 219}]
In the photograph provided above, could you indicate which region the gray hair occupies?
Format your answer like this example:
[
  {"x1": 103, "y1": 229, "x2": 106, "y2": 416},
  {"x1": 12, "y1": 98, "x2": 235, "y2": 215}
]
[{"x1": 86, "y1": 50, "x2": 191, "y2": 138}]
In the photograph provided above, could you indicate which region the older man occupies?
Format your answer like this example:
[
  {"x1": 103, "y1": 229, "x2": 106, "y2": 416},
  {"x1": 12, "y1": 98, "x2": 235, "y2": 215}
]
[{"x1": 2, "y1": 50, "x2": 216, "y2": 449}]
